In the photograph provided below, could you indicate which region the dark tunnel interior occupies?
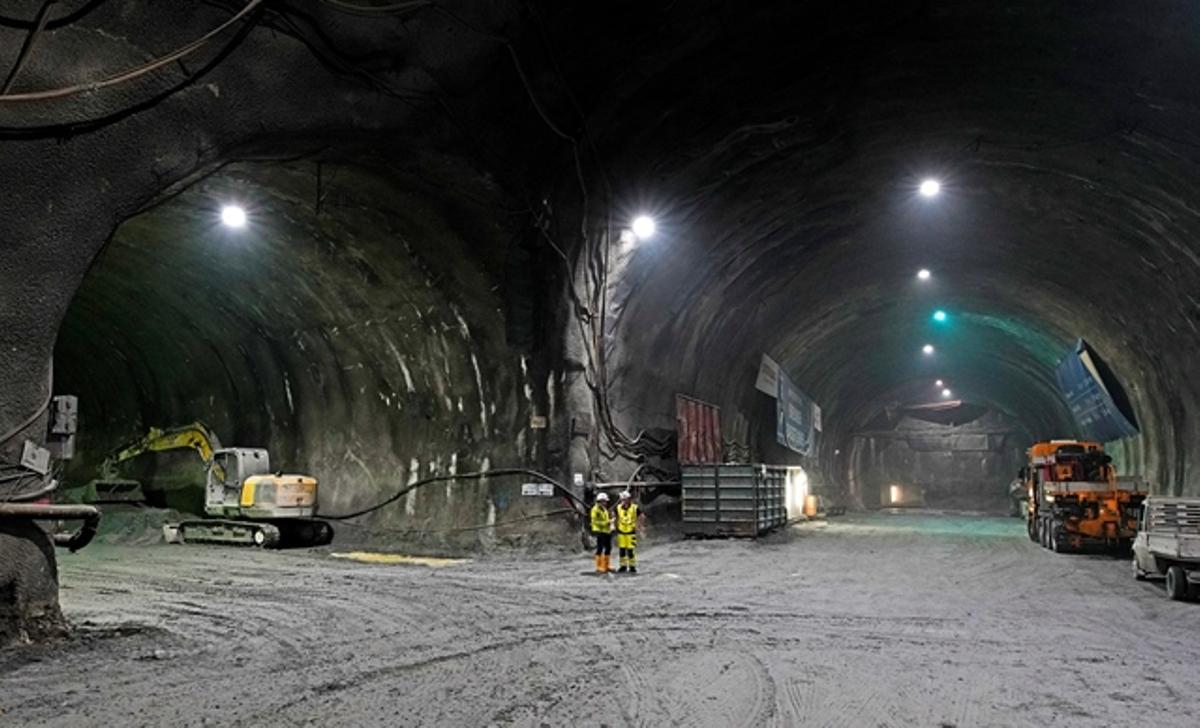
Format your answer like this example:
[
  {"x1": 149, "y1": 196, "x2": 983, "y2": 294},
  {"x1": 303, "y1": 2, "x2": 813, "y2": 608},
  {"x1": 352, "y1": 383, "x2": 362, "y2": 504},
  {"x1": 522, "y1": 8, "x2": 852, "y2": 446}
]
[{"x1": 4, "y1": 0, "x2": 1200, "y2": 545}]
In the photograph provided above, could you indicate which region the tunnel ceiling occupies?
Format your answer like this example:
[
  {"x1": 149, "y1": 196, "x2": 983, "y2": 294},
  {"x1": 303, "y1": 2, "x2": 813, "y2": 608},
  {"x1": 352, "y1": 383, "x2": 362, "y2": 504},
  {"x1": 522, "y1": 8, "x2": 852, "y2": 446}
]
[
  {"x1": 4, "y1": 0, "x2": 1200, "y2": 498},
  {"x1": 548, "y1": 0, "x2": 1200, "y2": 490}
]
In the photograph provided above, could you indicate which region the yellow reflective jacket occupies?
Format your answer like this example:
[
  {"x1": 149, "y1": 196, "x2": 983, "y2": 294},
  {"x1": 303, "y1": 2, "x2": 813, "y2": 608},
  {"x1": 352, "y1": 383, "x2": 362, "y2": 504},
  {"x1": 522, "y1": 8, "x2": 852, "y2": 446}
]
[
  {"x1": 616, "y1": 502, "x2": 639, "y2": 533},
  {"x1": 590, "y1": 504, "x2": 612, "y2": 533}
]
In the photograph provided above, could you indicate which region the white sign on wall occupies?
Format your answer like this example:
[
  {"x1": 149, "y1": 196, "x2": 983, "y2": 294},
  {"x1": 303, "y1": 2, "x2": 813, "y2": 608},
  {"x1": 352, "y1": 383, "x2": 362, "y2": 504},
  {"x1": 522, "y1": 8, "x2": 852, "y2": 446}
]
[
  {"x1": 755, "y1": 354, "x2": 782, "y2": 397},
  {"x1": 522, "y1": 482, "x2": 557, "y2": 497}
]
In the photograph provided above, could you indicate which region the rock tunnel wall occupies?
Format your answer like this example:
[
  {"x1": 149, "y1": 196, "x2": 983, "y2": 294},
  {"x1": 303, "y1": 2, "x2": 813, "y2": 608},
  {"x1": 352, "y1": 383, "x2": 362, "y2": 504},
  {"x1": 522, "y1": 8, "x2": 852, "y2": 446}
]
[
  {"x1": 545, "y1": 0, "x2": 1200, "y2": 497},
  {"x1": 53, "y1": 160, "x2": 567, "y2": 547}
]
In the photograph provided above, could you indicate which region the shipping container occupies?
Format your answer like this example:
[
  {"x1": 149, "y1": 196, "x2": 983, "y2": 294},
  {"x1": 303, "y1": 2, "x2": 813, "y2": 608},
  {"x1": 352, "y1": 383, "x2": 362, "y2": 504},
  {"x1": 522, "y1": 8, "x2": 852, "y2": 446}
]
[
  {"x1": 681, "y1": 464, "x2": 791, "y2": 537},
  {"x1": 676, "y1": 394, "x2": 722, "y2": 464}
]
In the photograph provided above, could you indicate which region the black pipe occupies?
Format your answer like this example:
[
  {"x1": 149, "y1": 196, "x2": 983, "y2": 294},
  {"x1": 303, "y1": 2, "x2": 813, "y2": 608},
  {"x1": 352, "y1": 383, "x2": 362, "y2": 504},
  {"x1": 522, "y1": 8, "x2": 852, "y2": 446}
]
[{"x1": 0, "y1": 503, "x2": 102, "y2": 552}]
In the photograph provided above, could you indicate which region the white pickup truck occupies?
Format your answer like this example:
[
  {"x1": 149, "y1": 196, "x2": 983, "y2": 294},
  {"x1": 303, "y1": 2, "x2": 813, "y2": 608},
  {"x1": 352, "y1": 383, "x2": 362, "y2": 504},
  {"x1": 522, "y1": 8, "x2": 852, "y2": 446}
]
[{"x1": 1131, "y1": 496, "x2": 1200, "y2": 601}]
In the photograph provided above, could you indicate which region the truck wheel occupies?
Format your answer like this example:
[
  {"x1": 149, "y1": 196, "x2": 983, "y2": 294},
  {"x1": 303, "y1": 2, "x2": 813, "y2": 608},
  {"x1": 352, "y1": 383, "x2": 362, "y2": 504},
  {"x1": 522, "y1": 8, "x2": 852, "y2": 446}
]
[
  {"x1": 1027, "y1": 519, "x2": 1037, "y2": 542},
  {"x1": 1050, "y1": 527, "x2": 1062, "y2": 553},
  {"x1": 1040, "y1": 520, "x2": 1049, "y2": 549},
  {"x1": 1132, "y1": 556, "x2": 1147, "y2": 581},
  {"x1": 1165, "y1": 566, "x2": 1188, "y2": 601}
]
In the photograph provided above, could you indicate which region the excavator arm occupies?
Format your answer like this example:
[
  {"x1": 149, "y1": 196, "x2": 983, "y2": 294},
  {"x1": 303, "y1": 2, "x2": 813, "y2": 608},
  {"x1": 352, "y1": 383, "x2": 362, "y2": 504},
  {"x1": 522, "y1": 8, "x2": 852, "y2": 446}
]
[{"x1": 98, "y1": 422, "x2": 224, "y2": 481}]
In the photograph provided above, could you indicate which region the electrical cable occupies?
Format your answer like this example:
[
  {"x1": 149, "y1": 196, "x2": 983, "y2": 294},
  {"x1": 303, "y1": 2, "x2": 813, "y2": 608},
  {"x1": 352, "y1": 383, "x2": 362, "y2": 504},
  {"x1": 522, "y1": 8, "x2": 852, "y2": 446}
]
[
  {"x1": 315, "y1": 0, "x2": 430, "y2": 16},
  {"x1": 1, "y1": 0, "x2": 55, "y2": 95},
  {"x1": 0, "y1": 3, "x2": 261, "y2": 137},
  {"x1": 0, "y1": 478, "x2": 56, "y2": 503},
  {"x1": 321, "y1": 468, "x2": 586, "y2": 521},
  {"x1": 0, "y1": 0, "x2": 264, "y2": 102},
  {"x1": 0, "y1": 0, "x2": 108, "y2": 29},
  {"x1": 330, "y1": 508, "x2": 576, "y2": 535},
  {"x1": 0, "y1": 361, "x2": 53, "y2": 447}
]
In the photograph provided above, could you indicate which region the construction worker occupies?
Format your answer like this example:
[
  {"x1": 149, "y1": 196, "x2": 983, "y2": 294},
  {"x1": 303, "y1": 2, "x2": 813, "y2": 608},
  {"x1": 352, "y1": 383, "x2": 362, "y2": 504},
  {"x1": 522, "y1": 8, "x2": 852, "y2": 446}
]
[
  {"x1": 615, "y1": 490, "x2": 645, "y2": 573},
  {"x1": 590, "y1": 492, "x2": 614, "y2": 573}
]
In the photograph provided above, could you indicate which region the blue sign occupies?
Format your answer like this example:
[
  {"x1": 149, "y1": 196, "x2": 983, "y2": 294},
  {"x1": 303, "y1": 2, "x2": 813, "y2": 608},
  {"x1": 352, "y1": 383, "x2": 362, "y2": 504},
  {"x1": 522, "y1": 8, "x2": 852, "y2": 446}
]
[
  {"x1": 776, "y1": 371, "x2": 816, "y2": 456},
  {"x1": 1055, "y1": 339, "x2": 1139, "y2": 442}
]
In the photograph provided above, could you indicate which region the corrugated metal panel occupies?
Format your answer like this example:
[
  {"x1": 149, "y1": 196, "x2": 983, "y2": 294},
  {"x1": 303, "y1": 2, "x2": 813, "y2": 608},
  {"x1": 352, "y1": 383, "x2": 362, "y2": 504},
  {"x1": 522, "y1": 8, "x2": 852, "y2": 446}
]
[
  {"x1": 1056, "y1": 338, "x2": 1139, "y2": 441},
  {"x1": 682, "y1": 464, "x2": 788, "y2": 537},
  {"x1": 676, "y1": 394, "x2": 722, "y2": 464}
]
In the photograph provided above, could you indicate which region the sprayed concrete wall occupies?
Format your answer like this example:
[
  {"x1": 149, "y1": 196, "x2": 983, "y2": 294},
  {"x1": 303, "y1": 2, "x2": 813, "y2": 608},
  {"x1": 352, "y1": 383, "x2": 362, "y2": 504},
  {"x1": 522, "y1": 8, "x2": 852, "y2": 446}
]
[{"x1": 54, "y1": 161, "x2": 570, "y2": 548}]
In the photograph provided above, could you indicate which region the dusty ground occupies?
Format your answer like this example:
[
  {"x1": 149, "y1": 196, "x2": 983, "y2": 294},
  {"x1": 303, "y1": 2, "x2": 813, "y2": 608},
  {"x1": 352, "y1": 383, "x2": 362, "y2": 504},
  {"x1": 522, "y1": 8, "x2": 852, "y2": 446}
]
[{"x1": 1, "y1": 511, "x2": 1197, "y2": 727}]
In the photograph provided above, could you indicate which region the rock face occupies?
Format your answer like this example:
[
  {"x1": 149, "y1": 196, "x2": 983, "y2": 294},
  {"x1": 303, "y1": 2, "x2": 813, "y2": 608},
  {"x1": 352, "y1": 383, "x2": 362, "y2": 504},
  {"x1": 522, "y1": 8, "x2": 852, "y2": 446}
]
[
  {"x1": 53, "y1": 160, "x2": 561, "y2": 541},
  {"x1": 0, "y1": 520, "x2": 64, "y2": 645}
]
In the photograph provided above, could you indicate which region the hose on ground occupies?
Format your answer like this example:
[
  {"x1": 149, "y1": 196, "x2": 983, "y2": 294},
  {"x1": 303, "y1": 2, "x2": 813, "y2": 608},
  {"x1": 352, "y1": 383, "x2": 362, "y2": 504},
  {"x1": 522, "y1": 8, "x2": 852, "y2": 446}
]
[
  {"x1": 320, "y1": 468, "x2": 585, "y2": 521},
  {"x1": 331, "y1": 508, "x2": 577, "y2": 536}
]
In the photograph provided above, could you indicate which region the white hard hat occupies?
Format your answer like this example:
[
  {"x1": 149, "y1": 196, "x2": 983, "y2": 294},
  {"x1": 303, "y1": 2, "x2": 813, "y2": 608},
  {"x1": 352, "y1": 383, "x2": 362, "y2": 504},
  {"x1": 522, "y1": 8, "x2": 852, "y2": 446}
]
[
  {"x1": 619, "y1": 490, "x2": 632, "y2": 500},
  {"x1": 596, "y1": 492, "x2": 609, "y2": 501}
]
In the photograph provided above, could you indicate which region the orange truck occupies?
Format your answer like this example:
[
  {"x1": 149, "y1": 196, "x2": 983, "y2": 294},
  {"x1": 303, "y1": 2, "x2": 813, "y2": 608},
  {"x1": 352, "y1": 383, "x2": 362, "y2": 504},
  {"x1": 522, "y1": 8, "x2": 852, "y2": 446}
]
[{"x1": 1024, "y1": 440, "x2": 1146, "y2": 552}]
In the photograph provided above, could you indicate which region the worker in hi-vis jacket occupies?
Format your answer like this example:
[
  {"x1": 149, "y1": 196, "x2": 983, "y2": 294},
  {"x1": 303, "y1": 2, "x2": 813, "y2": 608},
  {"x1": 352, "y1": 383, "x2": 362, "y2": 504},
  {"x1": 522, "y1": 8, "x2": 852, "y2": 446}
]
[
  {"x1": 615, "y1": 490, "x2": 645, "y2": 573},
  {"x1": 590, "y1": 492, "x2": 614, "y2": 573}
]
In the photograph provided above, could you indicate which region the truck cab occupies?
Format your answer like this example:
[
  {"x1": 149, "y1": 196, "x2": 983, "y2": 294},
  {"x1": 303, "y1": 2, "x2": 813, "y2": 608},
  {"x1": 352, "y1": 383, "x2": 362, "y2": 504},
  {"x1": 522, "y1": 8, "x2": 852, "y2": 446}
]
[{"x1": 1025, "y1": 440, "x2": 1145, "y2": 552}]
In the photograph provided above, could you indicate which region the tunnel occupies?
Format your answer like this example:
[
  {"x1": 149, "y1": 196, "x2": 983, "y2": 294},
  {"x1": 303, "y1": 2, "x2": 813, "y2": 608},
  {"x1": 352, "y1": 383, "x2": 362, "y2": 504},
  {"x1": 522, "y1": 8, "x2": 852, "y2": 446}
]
[{"x1": 2, "y1": 0, "x2": 1200, "y2": 723}]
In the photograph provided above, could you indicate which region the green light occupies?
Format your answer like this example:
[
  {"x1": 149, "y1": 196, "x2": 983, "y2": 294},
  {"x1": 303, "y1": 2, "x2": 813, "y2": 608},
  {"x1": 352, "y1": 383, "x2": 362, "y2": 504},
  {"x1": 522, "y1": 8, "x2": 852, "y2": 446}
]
[{"x1": 932, "y1": 309, "x2": 948, "y2": 323}]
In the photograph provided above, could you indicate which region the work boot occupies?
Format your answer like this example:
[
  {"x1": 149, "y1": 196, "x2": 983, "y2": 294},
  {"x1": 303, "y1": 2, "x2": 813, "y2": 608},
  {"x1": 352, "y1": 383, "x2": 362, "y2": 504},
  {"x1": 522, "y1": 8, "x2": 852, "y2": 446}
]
[
  {"x1": 618, "y1": 565, "x2": 628, "y2": 573},
  {"x1": 594, "y1": 555, "x2": 604, "y2": 573},
  {"x1": 629, "y1": 565, "x2": 637, "y2": 574}
]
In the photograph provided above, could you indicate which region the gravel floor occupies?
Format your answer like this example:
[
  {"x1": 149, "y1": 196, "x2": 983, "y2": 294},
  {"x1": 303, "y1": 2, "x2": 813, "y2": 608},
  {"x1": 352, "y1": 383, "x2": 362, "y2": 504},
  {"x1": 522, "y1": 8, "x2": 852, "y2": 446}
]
[{"x1": 1, "y1": 511, "x2": 1197, "y2": 727}]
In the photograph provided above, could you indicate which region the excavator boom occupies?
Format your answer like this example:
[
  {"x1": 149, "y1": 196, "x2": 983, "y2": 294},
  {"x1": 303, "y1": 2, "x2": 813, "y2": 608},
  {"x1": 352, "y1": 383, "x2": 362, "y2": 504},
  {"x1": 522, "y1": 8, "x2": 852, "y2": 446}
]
[{"x1": 89, "y1": 422, "x2": 225, "y2": 502}]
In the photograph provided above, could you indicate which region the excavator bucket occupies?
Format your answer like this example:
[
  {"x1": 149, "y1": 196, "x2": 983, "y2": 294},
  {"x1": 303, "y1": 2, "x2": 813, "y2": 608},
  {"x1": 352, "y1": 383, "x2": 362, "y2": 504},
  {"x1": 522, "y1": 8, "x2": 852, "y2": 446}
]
[{"x1": 83, "y1": 478, "x2": 146, "y2": 504}]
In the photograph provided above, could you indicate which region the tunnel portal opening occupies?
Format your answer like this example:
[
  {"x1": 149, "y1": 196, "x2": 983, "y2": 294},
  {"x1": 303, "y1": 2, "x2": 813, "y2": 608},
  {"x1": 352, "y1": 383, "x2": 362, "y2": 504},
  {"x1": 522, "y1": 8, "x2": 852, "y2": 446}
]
[{"x1": 849, "y1": 407, "x2": 1031, "y2": 514}]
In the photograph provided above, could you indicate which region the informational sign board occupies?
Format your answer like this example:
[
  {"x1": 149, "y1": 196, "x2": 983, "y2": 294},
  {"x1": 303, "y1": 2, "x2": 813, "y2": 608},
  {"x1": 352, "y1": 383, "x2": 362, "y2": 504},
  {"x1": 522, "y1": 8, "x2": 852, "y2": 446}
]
[
  {"x1": 776, "y1": 371, "x2": 817, "y2": 456},
  {"x1": 521, "y1": 482, "x2": 556, "y2": 497},
  {"x1": 755, "y1": 354, "x2": 782, "y2": 396},
  {"x1": 1055, "y1": 338, "x2": 1139, "y2": 442}
]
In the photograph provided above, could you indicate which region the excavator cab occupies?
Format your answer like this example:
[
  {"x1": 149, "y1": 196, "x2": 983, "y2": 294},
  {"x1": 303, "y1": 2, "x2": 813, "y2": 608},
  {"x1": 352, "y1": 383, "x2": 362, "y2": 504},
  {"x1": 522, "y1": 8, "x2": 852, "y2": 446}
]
[
  {"x1": 206, "y1": 448, "x2": 270, "y2": 516},
  {"x1": 205, "y1": 448, "x2": 319, "y2": 521}
]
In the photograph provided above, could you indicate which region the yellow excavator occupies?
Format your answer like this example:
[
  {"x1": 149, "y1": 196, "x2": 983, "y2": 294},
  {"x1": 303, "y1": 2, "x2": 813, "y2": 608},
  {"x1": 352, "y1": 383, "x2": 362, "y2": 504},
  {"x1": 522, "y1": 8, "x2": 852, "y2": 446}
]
[{"x1": 89, "y1": 422, "x2": 333, "y2": 548}]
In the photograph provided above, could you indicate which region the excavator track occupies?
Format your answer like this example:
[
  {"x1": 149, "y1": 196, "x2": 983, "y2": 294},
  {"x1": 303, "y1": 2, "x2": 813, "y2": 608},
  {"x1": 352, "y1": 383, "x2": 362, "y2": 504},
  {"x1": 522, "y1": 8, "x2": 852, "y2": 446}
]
[
  {"x1": 170, "y1": 519, "x2": 333, "y2": 548},
  {"x1": 176, "y1": 520, "x2": 282, "y2": 548}
]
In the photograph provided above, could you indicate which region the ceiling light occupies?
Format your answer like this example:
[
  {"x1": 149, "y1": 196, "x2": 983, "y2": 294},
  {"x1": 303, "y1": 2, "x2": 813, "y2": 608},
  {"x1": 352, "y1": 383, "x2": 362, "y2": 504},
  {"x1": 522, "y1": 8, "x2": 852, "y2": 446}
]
[
  {"x1": 942, "y1": 388, "x2": 953, "y2": 398},
  {"x1": 932, "y1": 309, "x2": 948, "y2": 323},
  {"x1": 935, "y1": 379, "x2": 944, "y2": 387},
  {"x1": 220, "y1": 205, "x2": 247, "y2": 228},
  {"x1": 917, "y1": 268, "x2": 931, "y2": 281},
  {"x1": 922, "y1": 344, "x2": 935, "y2": 355},
  {"x1": 919, "y1": 179, "x2": 941, "y2": 197},
  {"x1": 631, "y1": 215, "x2": 656, "y2": 240}
]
